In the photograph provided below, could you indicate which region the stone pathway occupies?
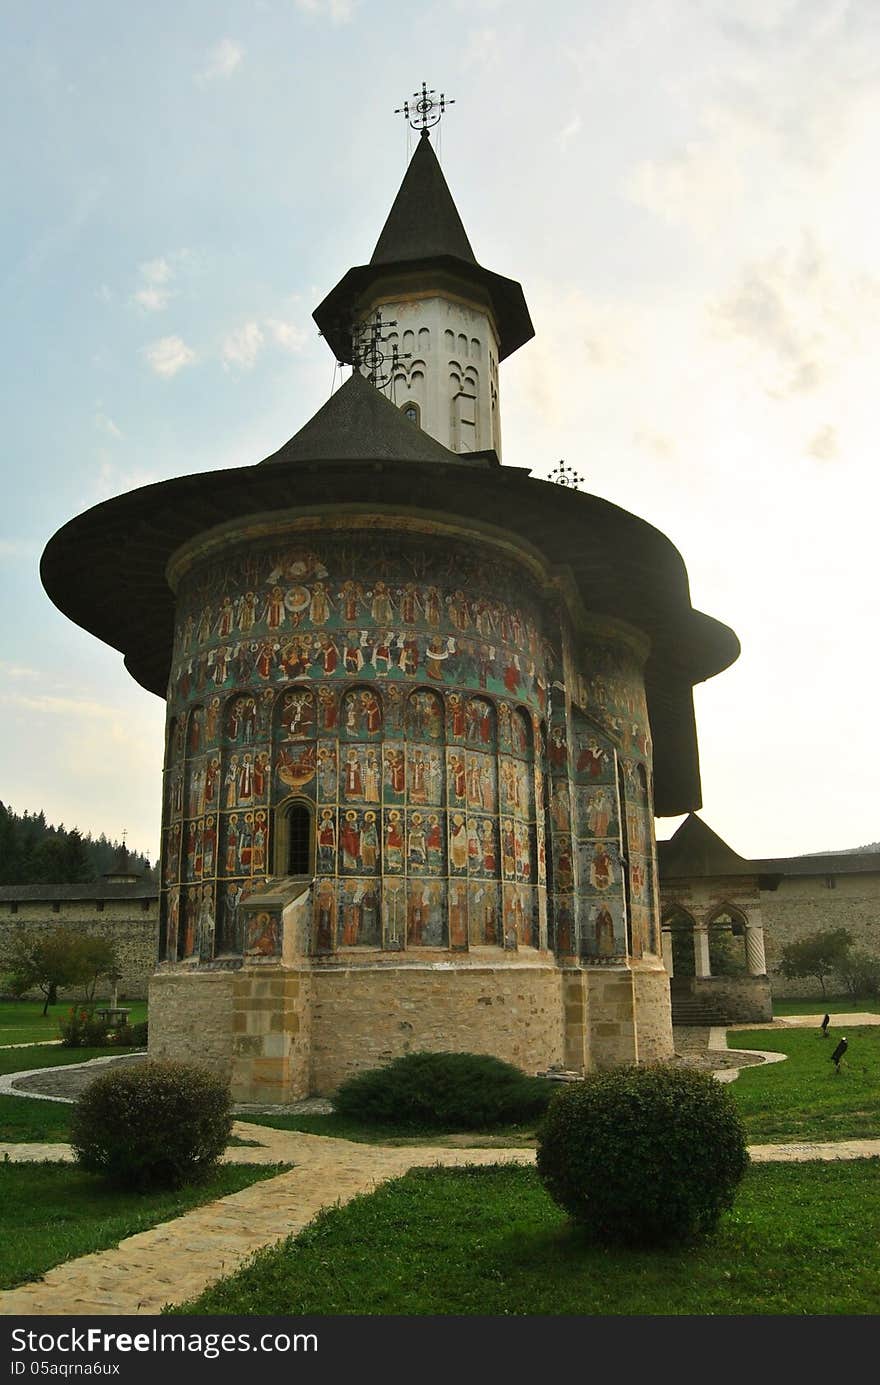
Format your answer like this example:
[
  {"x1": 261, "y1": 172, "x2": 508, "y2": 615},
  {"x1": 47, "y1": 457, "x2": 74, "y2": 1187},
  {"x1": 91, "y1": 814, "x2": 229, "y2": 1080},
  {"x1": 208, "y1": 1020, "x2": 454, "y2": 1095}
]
[{"x1": 0, "y1": 1126, "x2": 535, "y2": 1316}]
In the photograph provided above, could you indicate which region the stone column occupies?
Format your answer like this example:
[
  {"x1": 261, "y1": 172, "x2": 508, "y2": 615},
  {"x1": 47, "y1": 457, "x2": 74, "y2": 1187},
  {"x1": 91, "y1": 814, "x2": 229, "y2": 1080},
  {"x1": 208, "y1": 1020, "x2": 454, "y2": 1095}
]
[
  {"x1": 661, "y1": 928, "x2": 674, "y2": 977},
  {"x1": 694, "y1": 925, "x2": 711, "y2": 979},
  {"x1": 745, "y1": 922, "x2": 767, "y2": 977}
]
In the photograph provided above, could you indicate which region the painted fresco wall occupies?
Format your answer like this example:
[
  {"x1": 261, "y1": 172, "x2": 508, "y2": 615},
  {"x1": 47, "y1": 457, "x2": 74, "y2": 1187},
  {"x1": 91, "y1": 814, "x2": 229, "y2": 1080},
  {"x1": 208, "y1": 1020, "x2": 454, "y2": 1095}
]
[
  {"x1": 545, "y1": 627, "x2": 658, "y2": 964},
  {"x1": 160, "y1": 526, "x2": 549, "y2": 963},
  {"x1": 159, "y1": 522, "x2": 661, "y2": 971}
]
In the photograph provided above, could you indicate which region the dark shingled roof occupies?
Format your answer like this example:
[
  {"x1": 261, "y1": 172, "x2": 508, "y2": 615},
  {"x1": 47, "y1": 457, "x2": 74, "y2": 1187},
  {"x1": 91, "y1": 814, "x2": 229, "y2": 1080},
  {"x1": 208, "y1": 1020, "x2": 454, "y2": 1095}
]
[
  {"x1": 41, "y1": 372, "x2": 740, "y2": 818},
  {"x1": 0, "y1": 883, "x2": 157, "y2": 903},
  {"x1": 313, "y1": 134, "x2": 534, "y2": 365},
  {"x1": 658, "y1": 814, "x2": 755, "y2": 878},
  {"x1": 260, "y1": 371, "x2": 474, "y2": 467},
  {"x1": 371, "y1": 130, "x2": 477, "y2": 265},
  {"x1": 658, "y1": 814, "x2": 880, "y2": 881}
]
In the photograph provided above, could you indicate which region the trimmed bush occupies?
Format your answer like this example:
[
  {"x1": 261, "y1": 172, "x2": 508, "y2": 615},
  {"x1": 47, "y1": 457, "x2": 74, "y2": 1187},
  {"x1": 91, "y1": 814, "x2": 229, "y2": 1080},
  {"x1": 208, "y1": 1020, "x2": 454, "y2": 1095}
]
[
  {"x1": 333, "y1": 1050, "x2": 553, "y2": 1129},
  {"x1": 70, "y1": 1060, "x2": 233, "y2": 1190},
  {"x1": 536, "y1": 1064, "x2": 749, "y2": 1246}
]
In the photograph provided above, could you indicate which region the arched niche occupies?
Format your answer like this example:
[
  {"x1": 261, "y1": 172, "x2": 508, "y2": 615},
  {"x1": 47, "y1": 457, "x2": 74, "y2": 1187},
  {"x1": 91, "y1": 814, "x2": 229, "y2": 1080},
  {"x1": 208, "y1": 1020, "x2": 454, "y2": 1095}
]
[{"x1": 274, "y1": 796, "x2": 315, "y2": 878}]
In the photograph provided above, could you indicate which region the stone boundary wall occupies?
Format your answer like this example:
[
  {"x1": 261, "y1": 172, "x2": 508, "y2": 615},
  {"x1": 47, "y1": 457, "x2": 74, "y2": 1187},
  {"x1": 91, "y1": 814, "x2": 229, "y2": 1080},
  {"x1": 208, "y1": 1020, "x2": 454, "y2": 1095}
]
[
  {"x1": 0, "y1": 904, "x2": 158, "y2": 1002},
  {"x1": 760, "y1": 873, "x2": 880, "y2": 998}
]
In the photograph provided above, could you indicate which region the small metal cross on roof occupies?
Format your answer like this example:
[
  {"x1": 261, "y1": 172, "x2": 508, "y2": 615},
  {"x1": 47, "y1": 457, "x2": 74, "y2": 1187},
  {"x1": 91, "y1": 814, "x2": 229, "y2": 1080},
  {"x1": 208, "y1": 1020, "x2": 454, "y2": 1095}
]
[
  {"x1": 549, "y1": 459, "x2": 585, "y2": 490},
  {"x1": 395, "y1": 82, "x2": 455, "y2": 136}
]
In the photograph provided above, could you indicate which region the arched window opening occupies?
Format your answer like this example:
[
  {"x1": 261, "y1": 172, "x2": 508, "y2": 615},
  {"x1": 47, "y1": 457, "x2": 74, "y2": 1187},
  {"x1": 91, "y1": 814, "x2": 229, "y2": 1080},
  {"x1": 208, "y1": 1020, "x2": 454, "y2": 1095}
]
[
  {"x1": 401, "y1": 400, "x2": 421, "y2": 428},
  {"x1": 286, "y1": 801, "x2": 313, "y2": 877},
  {"x1": 706, "y1": 904, "x2": 749, "y2": 976},
  {"x1": 663, "y1": 905, "x2": 696, "y2": 977}
]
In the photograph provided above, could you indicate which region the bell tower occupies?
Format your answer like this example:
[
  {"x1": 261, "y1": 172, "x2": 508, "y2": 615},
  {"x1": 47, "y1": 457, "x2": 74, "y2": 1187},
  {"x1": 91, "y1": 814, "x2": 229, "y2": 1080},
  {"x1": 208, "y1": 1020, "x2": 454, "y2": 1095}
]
[{"x1": 313, "y1": 86, "x2": 534, "y2": 459}]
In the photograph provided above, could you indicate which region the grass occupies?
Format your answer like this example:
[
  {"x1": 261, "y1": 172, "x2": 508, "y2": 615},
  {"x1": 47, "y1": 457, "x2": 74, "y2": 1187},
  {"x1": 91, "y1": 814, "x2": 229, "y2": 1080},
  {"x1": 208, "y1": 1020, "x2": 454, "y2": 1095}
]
[
  {"x1": 170, "y1": 1160, "x2": 880, "y2": 1316},
  {"x1": 0, "y1": 999, "x2": 148, "y2": 1047},
  {"x1": 0, "y1": 1044, "x2": 146, "y2": 1140},
  {"x1": 0, "y1": 1096, "x2": 73, "y2": 1143},
  {"x1": 771, "y1": 996, "x2": 879, "y2": 1016},
  {"x1": 729, "y1": 1024, "x2": 880, "y2": 1143},
  {"x1": 239, "y1": 1024, "x2": 880, "y2": 1148},
  {"x1": 237, "y1": 1111, "x2": 537, "y2": 1147},
  {"x1": 0, "y1": 1161, "x2": 290, "y2": 1291},
  {"x1": 0, "y1": 1042, "x2": 119, "y2": 1076}
]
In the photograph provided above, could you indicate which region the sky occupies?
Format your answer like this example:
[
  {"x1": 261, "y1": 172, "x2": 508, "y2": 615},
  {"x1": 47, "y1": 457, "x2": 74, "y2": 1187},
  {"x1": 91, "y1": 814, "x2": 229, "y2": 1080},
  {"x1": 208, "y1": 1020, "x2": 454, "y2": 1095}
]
[{"x1": 2, "y1": 0, "x2": 878, "y2": 864}]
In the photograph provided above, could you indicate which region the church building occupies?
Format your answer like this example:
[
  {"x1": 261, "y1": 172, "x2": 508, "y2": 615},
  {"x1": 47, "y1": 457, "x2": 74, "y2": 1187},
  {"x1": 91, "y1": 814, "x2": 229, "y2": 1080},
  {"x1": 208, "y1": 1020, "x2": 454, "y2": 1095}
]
[{"x1": 41, "y1": 108, "x2": 740, "y2": 1101}]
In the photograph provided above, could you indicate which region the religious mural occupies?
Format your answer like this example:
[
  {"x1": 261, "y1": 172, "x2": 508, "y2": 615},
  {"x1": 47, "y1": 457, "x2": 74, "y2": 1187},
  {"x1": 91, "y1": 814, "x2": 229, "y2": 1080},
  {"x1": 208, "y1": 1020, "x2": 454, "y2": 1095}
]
[{"x1": 158, "y1": 524, "x2": 659, "y2": 968}]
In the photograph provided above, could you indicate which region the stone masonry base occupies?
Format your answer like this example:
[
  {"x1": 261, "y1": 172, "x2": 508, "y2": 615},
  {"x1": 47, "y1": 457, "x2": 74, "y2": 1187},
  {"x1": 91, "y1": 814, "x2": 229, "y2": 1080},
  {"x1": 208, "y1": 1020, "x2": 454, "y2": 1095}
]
[{"x1": 150, "y1": 956, "x2": 675, "y2": 1101}]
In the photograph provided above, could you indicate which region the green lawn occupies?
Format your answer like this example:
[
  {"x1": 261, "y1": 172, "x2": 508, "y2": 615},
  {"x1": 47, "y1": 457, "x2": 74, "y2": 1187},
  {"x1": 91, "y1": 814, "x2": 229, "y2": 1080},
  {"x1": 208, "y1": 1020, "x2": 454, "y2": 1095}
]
[
  {"x1": 0, "y1": 999, "x2": 148, "y2": 1047},
  {"x1": 0, "y1": 1043, "x2": 145, "y2": 1143},
  {"x1": 0, "y1": 1096, "x2": 73, "y2": 1143},
  {"x1": 771, "y1": 996, "x2": 879, "y2": 1016},
  {"x1": 0, "y1": 1162, "x2": 290, "y2": 1290},
  {"x1": 729, "y1": 1025, "x2": 880, "y2": 1143},
  {"x1": 237, "y1": 1111, "x2": 537, "y2": 1147},
  {"x1": 170, "y1": 1161, "x2": 880, "y2": 1316}
]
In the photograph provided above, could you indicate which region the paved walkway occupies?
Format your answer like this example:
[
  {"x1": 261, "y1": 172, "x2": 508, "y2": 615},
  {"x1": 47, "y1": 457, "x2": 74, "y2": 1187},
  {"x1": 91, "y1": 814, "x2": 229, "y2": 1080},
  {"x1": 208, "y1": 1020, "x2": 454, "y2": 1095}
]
[{"x1": 0, "y1": 1125, "x2": 535, "y2": 1316}]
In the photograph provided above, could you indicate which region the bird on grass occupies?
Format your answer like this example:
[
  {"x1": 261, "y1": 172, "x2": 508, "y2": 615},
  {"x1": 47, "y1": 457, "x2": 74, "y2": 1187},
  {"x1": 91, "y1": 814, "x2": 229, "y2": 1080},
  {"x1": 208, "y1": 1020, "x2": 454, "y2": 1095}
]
[
  {"x1": 830, "y1": 1036, "x2": 848, "y2": 1072},
  {"x1": 820, "y1": 1013, "x2": 830, "y2": 1036}
]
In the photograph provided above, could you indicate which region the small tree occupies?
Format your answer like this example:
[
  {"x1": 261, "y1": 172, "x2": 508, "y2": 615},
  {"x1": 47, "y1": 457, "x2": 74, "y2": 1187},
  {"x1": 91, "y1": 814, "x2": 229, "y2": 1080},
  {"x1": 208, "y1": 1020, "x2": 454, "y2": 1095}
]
[
  {"x1": 3, "y1": 929, "x2": 114, "y2": 1014},
  {"x1": 77, "y1": 938, "x2": 118, "y2": 1003},
  {"x1": 836, "y1": 949, "x2": 880, "y2": 1001},
  {"x1": 777, "y1": 928, "x2": 853, "y2": 997}
]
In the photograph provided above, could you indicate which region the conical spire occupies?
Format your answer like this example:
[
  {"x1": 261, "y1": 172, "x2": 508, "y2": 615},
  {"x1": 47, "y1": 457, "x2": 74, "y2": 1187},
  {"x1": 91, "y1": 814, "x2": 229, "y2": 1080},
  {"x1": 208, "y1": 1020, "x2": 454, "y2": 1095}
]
[
  {"x1": 313, "y1": 136, "x2": 533, "y2": 365},
  {"x1": 371, "y1": 131, "x2": 476, "y2": 267}
]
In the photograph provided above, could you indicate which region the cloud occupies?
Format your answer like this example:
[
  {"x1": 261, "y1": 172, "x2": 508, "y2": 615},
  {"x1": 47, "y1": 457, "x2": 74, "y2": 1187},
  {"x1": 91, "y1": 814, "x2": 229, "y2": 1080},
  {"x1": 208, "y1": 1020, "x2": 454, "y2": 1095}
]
[
  {"x1": 294, "y1": 0, "x2": 357, "y2": 23},
  {"x1": 95, "y1": 411, "x2": 123, "y2": 439},
  {"x1": 0, "y1": 538, "x2": 40, "y2": 560},
  {"x1": 266, "y1": 318, "x2": 309, "y2": 353},
  {"x1": 807, "y1": 424, "x2": 838, "y2": 461},
  {"x1": 0, "y1": 662, "x2": 40, "y2": 680},
  {"x1": 197, "y1": 38, "x2": 245, "y2": 83},
  {"x1": 131, "y1": 255, "x2": 181, "y2": 312},
  {"x1": 556, "y1": 115, "x2": 582, "y2": 150},
  {"x1": 711, "y1": 238, "x2": 880, "y2": 400},
  {"x1": 144, "y1": 335, "x2": 197, "y2": 377},
  {"x1": 222, "y1": 322, "x2": 265, "y2": 370}
]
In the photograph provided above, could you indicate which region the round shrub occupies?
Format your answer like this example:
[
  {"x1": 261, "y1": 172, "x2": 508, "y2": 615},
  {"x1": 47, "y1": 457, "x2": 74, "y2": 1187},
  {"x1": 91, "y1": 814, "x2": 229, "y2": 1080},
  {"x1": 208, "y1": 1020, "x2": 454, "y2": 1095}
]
[
  {"x1": 70, "y1": 1060, "x2": 233, "y2": 1190},
  {"x1": 536, "y1": 1064, "x2": 749, "y2": 1246},
  {"x1": 334, "y1": 1051, "x2": 553, "y2": 1129}
]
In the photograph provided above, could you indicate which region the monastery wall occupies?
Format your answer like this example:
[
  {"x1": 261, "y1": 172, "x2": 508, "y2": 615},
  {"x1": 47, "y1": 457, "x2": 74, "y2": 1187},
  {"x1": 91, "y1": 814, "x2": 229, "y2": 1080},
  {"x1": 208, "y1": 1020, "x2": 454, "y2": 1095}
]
[
  {"x1": 0, "y1": 902, "x2": 157, "y2": 1001},
  {"x1": 760, "y1": 872, "x2": 880, "y2": 997}
]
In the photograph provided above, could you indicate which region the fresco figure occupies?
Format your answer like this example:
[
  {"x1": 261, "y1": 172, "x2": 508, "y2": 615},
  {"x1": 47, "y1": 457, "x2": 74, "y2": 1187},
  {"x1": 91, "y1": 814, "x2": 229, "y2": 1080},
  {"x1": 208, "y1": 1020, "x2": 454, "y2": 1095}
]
[
  {"x1": 246, "y1": 910, "x2": 280, "y2": 957},
  {"x1": 340, "y1": 811, "x2": 361, "y2": 871},
  {"x1": 595, "y1": 905, "x2": 616, "y2": 956},
  {"x1": 590, "y1": 845, "x2": 614, "y2": 890}
]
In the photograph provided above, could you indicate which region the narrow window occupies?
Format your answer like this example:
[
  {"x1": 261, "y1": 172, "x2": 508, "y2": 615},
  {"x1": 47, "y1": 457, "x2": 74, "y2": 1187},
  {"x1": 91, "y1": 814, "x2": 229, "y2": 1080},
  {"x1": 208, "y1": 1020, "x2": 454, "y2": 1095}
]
[{"x1": 287, "y1": 802, "x2": 313, "y2": 876}]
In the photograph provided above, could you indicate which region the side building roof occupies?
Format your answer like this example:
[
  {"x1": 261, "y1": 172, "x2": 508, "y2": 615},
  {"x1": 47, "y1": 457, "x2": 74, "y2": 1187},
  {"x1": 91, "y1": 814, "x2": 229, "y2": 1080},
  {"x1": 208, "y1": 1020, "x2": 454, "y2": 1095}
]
[
  {"x1": 659, "y1": 814, "x2": 880, "y2": 883},
  {"x1": 0, "y1": 883, "x2": 158, "y2": 903}
]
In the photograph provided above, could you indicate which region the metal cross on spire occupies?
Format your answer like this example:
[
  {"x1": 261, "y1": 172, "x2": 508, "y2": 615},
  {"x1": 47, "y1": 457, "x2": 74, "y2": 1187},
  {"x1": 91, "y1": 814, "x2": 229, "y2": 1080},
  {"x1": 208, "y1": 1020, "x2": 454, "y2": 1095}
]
[{"x1": 395, "y1": 82, "x2": 455, "y2": 137}]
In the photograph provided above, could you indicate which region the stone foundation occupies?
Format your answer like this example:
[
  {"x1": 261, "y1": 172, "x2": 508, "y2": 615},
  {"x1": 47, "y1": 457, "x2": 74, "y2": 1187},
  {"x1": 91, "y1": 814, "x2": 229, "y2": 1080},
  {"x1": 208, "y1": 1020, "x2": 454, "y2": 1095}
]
[
  {"x1": 150, "y1": 953, "x2": 676, "y2": 1100},
  {"x1": 306, "y1": 959, "x2": 564, "y2": 1094}
]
